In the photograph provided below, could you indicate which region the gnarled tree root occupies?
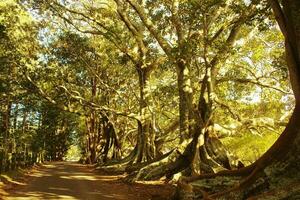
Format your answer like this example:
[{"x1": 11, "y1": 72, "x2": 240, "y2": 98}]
[
  {"x1": 96, "y1": 161, "x2": 130, "y2": 173},
  {"x1": 175, "y1": 159, "x2": 300, "y2": 200},
  {"x1": 123, "y1": 150, "x2": 183, "y2": 182},
  {"x1": 174, "y1": 162, "x2": 256, "y2": 199},
  {"x1": 183, "y1": 163, "x2": 256, "y2": 183},
  {"x1": 173, "y1": 164, "x2": 256, "y2": 199},
  {"x1": 125, "y1": 149, "x2": 175, "y2": 174},
  {"x1": 248, "y1": 181, "x2": 300, "y2": 200}
]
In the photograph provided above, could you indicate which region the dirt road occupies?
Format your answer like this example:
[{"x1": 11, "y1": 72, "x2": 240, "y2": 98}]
[{"x1": 3, "y1": 162, "x2": 173, "y2": 200}]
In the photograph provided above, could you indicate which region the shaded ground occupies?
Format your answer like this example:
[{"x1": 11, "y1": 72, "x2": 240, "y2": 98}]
[{"x1": 2, "y1": 162, "x2": 174, "y2": 200}]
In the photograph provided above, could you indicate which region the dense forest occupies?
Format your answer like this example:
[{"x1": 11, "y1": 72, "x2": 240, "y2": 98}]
[{"x1": 1, "y1": 0, "x2": 300, "y2": 199}]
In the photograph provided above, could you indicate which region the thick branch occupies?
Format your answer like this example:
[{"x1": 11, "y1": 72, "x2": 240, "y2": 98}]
[
  {"x1": 218, "y1": 78, "x2": 292, "y2": 95},
  {"x1": 114, "y1": 1, "x2": 146, "y2": 62},
  {"x1": 125, "y1": 0, "x2": 173, "y2": 58},
  {"x1": 171, "y1": 0, "x2": 184, "y2": 46}
]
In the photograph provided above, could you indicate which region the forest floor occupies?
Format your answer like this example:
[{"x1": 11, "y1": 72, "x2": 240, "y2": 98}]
[{"x1": 0, "y1": 161, "x2": 175, "y2": 200}]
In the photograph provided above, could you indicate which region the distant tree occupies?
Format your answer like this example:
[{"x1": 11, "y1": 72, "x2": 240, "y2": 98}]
[{"x1": 0, "y1": 0, "x2": 42, "y2": 172}]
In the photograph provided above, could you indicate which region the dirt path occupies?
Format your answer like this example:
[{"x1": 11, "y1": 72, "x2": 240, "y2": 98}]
[{"x1": 3, "y1": 162, "x2": 174, "y2": 200}]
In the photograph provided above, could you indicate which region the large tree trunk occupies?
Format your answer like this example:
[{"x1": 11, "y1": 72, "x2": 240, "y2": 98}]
[
  {"x1": 125, "y1": 56, "x2": 236, "y2": 181},
  {"x1": 85, "y1": 112, "x2": 99, "y2": 164},
  {"x1": 177, "y1": 60, "x2": 193, "y2": 142},
  {"x1": 84, "y1": 78, "x2": 100, "y2": 164},
  {"x1": 99, "y1": 115, "x2": 121, "y2": 163},
  {"x1": 96, "y1": 66, "x2": 157, "y2": 172},
  {"x1": 134, "y1": 66, "x2": 156, "y2": 163}
]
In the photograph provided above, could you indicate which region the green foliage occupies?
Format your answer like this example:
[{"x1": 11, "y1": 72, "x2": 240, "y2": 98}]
[
  {"x1": 36, "y1": 103, "x2": 78, "y2": 161},
  {"x1": 64, "y1": 145, "x2": 81, "y2": 161},
  {"x1": 0, "y1": 0, "x2": 294, "y2": 171}
]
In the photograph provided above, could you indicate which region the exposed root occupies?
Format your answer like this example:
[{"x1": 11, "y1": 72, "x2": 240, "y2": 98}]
[
  {"x1": 96, "y1": 161, "x2": 129, "y2": 173},
  {"x1": 175, "y1": 163, "x2": 260, "y2": 200},
  {"x1": 96, "y1": 146, "x2": 139, "y2": 173},
  {"x1": 176, "y1": 156, "x2": 300, "y2": 200},
  {"x1": 206, "y1": 166, "x2": 261, "y2": 199},
  {"x1": 124, "y1": 150, "x2": 182, "y2": 182},
  {"x1": 125, "y1": 149, "x2": 175, "y2": 174},
  {"x1": 248, "y1": 181, "x2": 300, "y2": 200},
  {"x1": 175, "y1": 175, "x2": 242, "y2": 200},
  {"x1": 182, "y1": 163, "x2": 256, "y2": 183}
]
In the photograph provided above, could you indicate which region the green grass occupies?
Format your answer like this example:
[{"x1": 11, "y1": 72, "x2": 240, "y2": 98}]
[{"x1": 222, "y1": 132, "x2": 279, "y2": 165}]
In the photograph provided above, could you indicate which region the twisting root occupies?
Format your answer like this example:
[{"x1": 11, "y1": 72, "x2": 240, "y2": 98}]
[
  {"x1": 182, "y1": 163, "x2": 256, "y2": 184},
  {"x1": 207, "y1": 166, "x2": 262, "y2": 199},
  {"x1": 176, "y1": 163, "x2": 261, "y2": 200}
]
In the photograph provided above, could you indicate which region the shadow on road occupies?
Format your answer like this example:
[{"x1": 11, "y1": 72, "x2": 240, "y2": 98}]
[{"x1": 4, "y1": 162, "x2": 173, "y2": 200}]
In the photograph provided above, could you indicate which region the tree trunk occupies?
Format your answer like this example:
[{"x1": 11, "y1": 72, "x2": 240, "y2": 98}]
[
  {"x1": 100, "y1": 115, "x2": 121, "y2": 162},
  {"x1": 85, "y1": 114, "x2": 98, "y2": 164},
  {"x1": 177, "y1": 60, "x2": 193, "y2": 142},
  {"x1": 134, "y1": 66, "x2": 156, "y2": 163},
  {"x1": 0, "y1": 99, "x2": 12, "y2": 172},
  {"x1": 84, "y1": 77, "x2": 100, "y2": 164},
  {"x1": 125, "y1": 57, "x2": 232, "y2": 181},
  {"x1": 13, "y1": 103, "x2": 18, "y2": 131}
]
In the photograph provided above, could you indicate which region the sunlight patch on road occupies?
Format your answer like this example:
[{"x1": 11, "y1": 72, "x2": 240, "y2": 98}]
[
  {"x1": 0, "y1": 175, "x2": 27, "y2": 186},
  {"x1": 5, "y1": 192, "x2": 80, "y2": 200},
  {"x1": 92, "y1": 192, "x2": 132, "y2": 199},
  {"x1": 48, "y1": 187, "x2": 71, "y2": 191},
  {"x1": 30, "y1": 172, "x2": 51, "y2": 178},
  {"x1": 43, "y1": 164, "x2": 57, "y2": 168},
  {"x1": 60, "y1": 175, "x2": 98, "y2": 181}
]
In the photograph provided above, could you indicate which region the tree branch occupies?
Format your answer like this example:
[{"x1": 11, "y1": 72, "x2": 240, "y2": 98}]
[
  {"x1": 125, "y1": 0, "x2": 173, "y2": 58},
  {"x1": 218, "y1": 77, "x2": 292, "y2": 95}
]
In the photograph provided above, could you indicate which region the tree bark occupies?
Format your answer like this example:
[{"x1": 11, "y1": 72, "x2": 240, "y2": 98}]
[
  {"x1": 84, "y1": 77, "x2": 102, "y2": 164},
  {"x1": 0, "y1": 99, "x2": 12, "y2": 172},
  {"x1": 135, "y1": 66, "x2": 156, "y2": 163},
  {"x1": 177, "y1": 60, "x2": 193, "y2": 142}
]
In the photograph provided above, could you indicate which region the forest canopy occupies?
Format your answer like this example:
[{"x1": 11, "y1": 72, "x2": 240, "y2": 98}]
[{"x1": 1, "y1": 0, "x2": 300, "y2": 199}]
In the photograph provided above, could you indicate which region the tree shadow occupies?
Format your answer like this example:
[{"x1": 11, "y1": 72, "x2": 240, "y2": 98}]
[{"x1": 4, "y1": 162, "x2": 174, "y2": 200}]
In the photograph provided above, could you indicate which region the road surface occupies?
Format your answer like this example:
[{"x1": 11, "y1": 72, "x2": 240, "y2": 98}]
[{"x1": 4, "y1": 162, "x2": 173, "y2": 200}]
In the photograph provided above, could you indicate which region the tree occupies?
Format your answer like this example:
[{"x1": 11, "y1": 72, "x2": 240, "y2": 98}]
[
  {"x1": 118, "y1": 0, "x2": 274, "y2": 181},
  {"x1": 4, "y1": 3, "x2": 293, "y2": 199},
  {"x1": 176, "y1": 1, "x2": 300, "y2": 199},
  {"x1": 38, "y1": 103, "x2": 77, "y2": 161},
  {"x1": 28, "y1": 0, "x2": 293, "y2": 182},
  {"x1": 0, "y1": 0, "x2": 43, "y2": 172}
]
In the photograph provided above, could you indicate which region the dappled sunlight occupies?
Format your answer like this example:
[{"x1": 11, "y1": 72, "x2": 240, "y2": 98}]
[
  {"x1": 30, "y1": 172, "x2": 52, "y2": 178},
  {"x1": 0, "y1": 175, "x2": 27, "y2": 186},
  {"x1": 100, "y1": 193, "x2": 136, "y2": 199},
  {"x1": 59, "y1": 174, "x2": 119, "y2": 181},
  {"x1": 48, "y1": 187, "x2": 71, "y2": 191},
  {"x1": 43, "y1": 164, "x2": 58, "y2": 169},
  {"x1": 7, "y1": 191, "x2": 81, "y2": 200},
  {"x1": 2, "y1": 0, "x2": 296, "y2": 198},
  {"x1": 4, "y1": 162, "x2": 173, "y2": 200},
  {"x1": 60, "y1": 175, "x2": 98, "y2": 181}
]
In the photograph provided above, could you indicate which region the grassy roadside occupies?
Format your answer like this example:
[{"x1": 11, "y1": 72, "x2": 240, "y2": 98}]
[{"x1": 222, "y1": 132, "x2": 279, "y2": 165}]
